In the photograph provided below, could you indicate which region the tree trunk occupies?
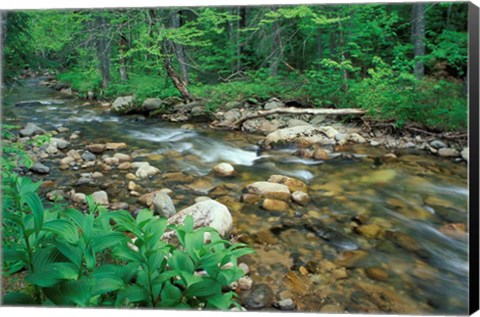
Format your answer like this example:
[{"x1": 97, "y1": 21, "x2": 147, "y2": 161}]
[
  {"x1": 412, "y1": 3, "x2": 426, "y2": 78},
  {"x1": 316, "y1": 28, "x2": 323, "y2": 64},
  {"x1": 171, "y1": 10, "x2": 189, "y2": 84},
  {"x1": 95, "y1": 16, "x2": 111, "y2": 88},
  {"x1": 161, "y1": 41, "x2": 194, "y2": 103},
  {"x1": 119, "y1": 33, "x2": 129, "y2": 81},
  {"x1": 270, "y1": 8, "x2": 283, "y2": 77}
]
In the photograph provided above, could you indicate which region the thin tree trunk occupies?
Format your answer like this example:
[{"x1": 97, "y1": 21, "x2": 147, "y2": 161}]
[
  {"x1": 119, "y1": 33, "x2": 129, "y2": 81},
  {"x1": 412, "y1": 3, "x2": 426, "y2": 78},
  {"x1": 171, "y1": 10, "x2": 189, "y2": 84},
  {"x1": 96, "y1": 16, "x2": 111, "y2": 88},
  {"x1": 270, "y1": 7, "x2": 283, "y2": 77},
  {"x1": 316, "y1": 28, "x2": 323, "y2": 64}
]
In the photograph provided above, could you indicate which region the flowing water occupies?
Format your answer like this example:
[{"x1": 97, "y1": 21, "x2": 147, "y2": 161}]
[{"x1": 2, "y1": 79, "x2": 470, "y2": 314}]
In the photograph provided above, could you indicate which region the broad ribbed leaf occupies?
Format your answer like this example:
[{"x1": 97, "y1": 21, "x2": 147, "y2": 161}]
[
  {"x1": 92, "y1": 232, "x2": 128, "y2": 253},
  {"x1": 135, "y1": 209, "x2": 153, "y2": 226},
  {"x1": 86, "y1": 195, "x2": 97, "y2": 214},
  {"x1": 207, "y1": 292, "x2": 237, "y2": 310},
  {"x1": 32, "y1": 246, "x2": 68, "y2": 271},
  {"x1": 90, "y1": 272, "x2": 125, "y2": 296},
  {"x1": 22, "y1": 191, "x2": 44, "y2": 236},
  {"x1": 94, "y1": 263, "x2": 138, "y2": 284},
  {"x1": 159, "y1": 281, "x2": 182, "y2": 306},
  {"x1": 115, "y1": 285, "x2": 148, "y2": 307},
  {"x1": 2, "y1": 292, "x2": 36, "y2": 305},
  {"x1": 17, "y1": 177, "x2": 42, "y2": 196},
  {"x1": 186, "y1": 278, "x2": 221, "y2": 298},
  {"x1": 63, "y1": 208, "x2": 84, "y2": 228},
  {"x1": 60, "y1": 278, "x2": 95, "y2": 307},
  {"x1": 168, "y1": 250, "x2": 194, "y2": 273},
  {"x1": 54, "y1": 240, "x2": 82, "y2": 267},
  {"x1": 113, "y1": 245, "x2": 144, "y2": 262},
  {"x1": 43, "y1": 219, "x2": 79, "y2": 244},
  {"x1": 83, "y1": 213, "x2": 94, "y2": 243},
  {"x1": 185, "y1": 230, "x2": 204, "y2": 263},
  {"x1": 26, "y1": 262, "x2": 79, "y2": 287},
  {"x1": 84, "y1": 243, "x2": 96, "y2": 270}
]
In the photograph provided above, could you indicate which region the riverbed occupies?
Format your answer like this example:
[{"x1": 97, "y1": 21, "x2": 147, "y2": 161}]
[{"x1": 2, "y1": 78, "x2": 469, "y2": 314}]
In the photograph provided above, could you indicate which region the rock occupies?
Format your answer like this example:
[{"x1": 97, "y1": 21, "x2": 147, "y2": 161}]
[
  {"x1": 262, "y1": 199, "x2": 289, "y2": 212},
  {"x1": 242, "y1": 194, "x2": 261, "y2": 204},
  {"x1": 461, "y1": 147, "x2": 468, "y2": 161},
  {"x1": 382, "y1": 153, "x2": 398, "y2": 163},
  {"x1": 239, "y1": 263, "x2": 250, "y2": 275},
  {"x1": 361, "y1": 169, "x2": 397, "y2": 184},
  {"x1": 438, "y1": 223, "x2": 467, "y2": 239},
  {"x1": 72, "y1": 193, "x2": 86, "y2": 204},
  {"x1": 430, "y1": 140, "x2": 447, "y2": 149},
  {"x1": 111, "y1": 96, "x2": 135, "y2": 114},
  {"x1": 287, "y1": 119, "x2": 309, "y2": 127},
  {"x1": 57, "y1": 127, "x2": 69, "y2": 133},
  {"x1": 312, "y1": 148, "x2": 329, "y2": 160},
  {"x1": 45, "y1": 145, "x2": 59, "y2": 154},
  {"x1": 118, "y1": 162, "x2": 131, "y2": 170},
  {"x1": 275, "y1": 298, "x2": 295, "y2": 310},
  {"x1": 309, "y1": 115, "x2": 326, "y2": 125},
  {"x1": 50, "y1": 138, "x2": 70, "y2": 150},
  {"x1": 30, "y1": 163, "x2": 50, "y2": 174},
  {"x1": 142, "y1": 98, "x2": 163, "y2": 111},
  {"x1": 113, "y1": 153, "x2": 131, "y2": 162},
  {"x1": 69, "y1": 133, "x2": 79, "y2": 140},
  {"x1": 76, "y1": 176, "x2": 94, "y2": 186},
  {"x1": 19, "y1": 123, "x2": 46, "y2": 137},
  {"x1": 126, "y1": 173, "x2": 137, "y2": 180},
  {"x1": 131, "y1": 161, "x2": 150, "y2": 169},
  {"x1": 291, "y1": 191, "x2": 310, "y2": 206},
  {"x1": 264, "y1": 99, "x2": 285, "y2": 110},
  {"x1": 355, "y1": 224, "x2": 382, "y2": 239},
  {"x1": 81, "y1": 151, "x2": 96, "y2": 161},
  {"x1": 237, "y1": 276, "x2": 253, "y2": 290},
  {"x1": 194, "y1": 196, "x2": 211, "y2": 203},
  {"x1": 246, "y1": 181, "x2": 291, "y2": 201},
  {"x1": 86, "y1": 144, "x2": 106, "y2": 154},
  {"x1": 370, "y1": 140, "x2": 380, "y2": 147},
  {"x1": 366, "y1": 267, "x2": 389, "y2": 281},
  {"x1": 46, "y1": 190, "x2": 64, "y2": 201},
  {"x1": 166, "y1": 200, "x2": 233, "y2": 238},
  {"x1": 152, "y1": 192, "x2": 176, "y2": 218},
  {"x1": 60, "y1": 156, "x2": 74, "y2": 165},
  {"x1": 386, "y1": 231, "x2": 427, "y2": 257},
  {"x1": 268, "y1": 175, "x2": 307, "y2": 193},
  {"x1": 335, "y1": 133, "x2": 348, "y2": 142},
  {"x1": 438, "y1": 148, "x2": 460, "y2": 158},
  {"x1": 348, "y1": 133, "x2": 366, "y2": 143},
  {"x1": 265, "y1": 125, "x2": 337, "y2": 148},
  {"x1": 105, "y1": 142, "x2": 127, "y2": 150},
  {"x1": 336, "y1": 250, "x2": 368, "y2": 268},
  {"x1": 243, "y1": 284, "x2": 274, "y2": 309},
  {"x1": 136, "y1": 165, "x2": 160, "y2": 179},
  {"x1": 92, "y1": 191, "x2": 109, "y2": 206},
  {"x1": 103, "y1": 157, "x2": 119, "y2": 165},
  {"x1": 332, "y1": 267, "x2": 348, "y2": 280},
  {"x1": 67, "y1": 150, "x2": 82, "y2": 161},
  {"x1": 128, "y1": 181, "x2": 137, "y2": 191},
  {"x1": 110, "y1": 202, "x2": 129, "y2": 210},
  {"x1": 213, "y1": 162, "x2": 236, "y2": 177},
  {"x1": 222, "y1": 109, "x2": 243, "y2": 123},
  {"x1": 92, "y1": 172, "x2": 104, "y2": 178}
]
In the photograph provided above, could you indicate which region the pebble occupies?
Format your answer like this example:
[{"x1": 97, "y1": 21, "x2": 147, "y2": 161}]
[
  {"x1": 276, "y1": 298, "x2": 295, "y2": 310},
  {"x1": 30, "y1": 162, "x2": 50, "y2": 174},
  {"x1": 239, "y1": 263, "x2": 250, "y2": 275},
  {"x1": 438, "y1": 148, "x2": 459, "y2": 158},
  {"x1": 237, "y1": 276, "x2": 253, "y2": 290},
  {"x1": 291, "y1": 191, "x2": 310, "y2": 206},
  {"x1": 430, "y1": 140, "x2": 447, "y2": 149},
  {"x1": 81, "y1": 151, "x2": 96, "y2": 161},
  {"x1": 366, "y1": 267, "x2": 389, "y2": 281},
  {"x1": 126, "y1": 173, "x2": 137, "y2": 180}
]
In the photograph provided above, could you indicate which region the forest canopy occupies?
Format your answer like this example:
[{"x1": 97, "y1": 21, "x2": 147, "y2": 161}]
[{"x1": 2, "y1": 2, "x2": 469, "y2": 130}]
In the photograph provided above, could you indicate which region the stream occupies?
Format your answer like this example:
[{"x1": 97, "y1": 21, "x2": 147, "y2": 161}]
[{"x1": 2, "y1": 78, "x2": 469, "y2": 314}]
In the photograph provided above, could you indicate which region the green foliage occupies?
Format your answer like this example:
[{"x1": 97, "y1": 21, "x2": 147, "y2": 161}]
[
  {"x1": 2, "y1": 173, "x2": 253, "y2": 309},
  {"x1": 58, "y1": 68, "x2": 102, "y2": 95}
]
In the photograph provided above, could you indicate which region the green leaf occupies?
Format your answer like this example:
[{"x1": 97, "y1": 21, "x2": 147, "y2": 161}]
[
  {"x1": 32, "y1": 246, "x2": 68, "y2": 271},
  {"x1": 22, "y1": 191, "x2": 44, "y2": 236},
  {"x1": 2, "y1": 292, "x2": 36, "y2": 305},
  {"x1": 84, "y1": 243, "x2": 96, "y2": 270},
  {"x1": 207, "y1": 292, "x2": 237, "y2": 310},
  {"x1": 183, "y1": 215, "x2": 194, "y2": 233},
  {"x1": 159, "y1": 281, "x2": 183, "y2": 306},
  {"x1": 54, "y1": 240, "x2": 82, "y2": 267},
  {"x1": 43, "y1": 219, "x2": 79, "y2": 244},
  {"x1": 90, "y1": 272, "x2": 125, "y2": 296},
  {"x1": 113, "y1": 245, "x2": 144, "y2": 262},
  {"x1": 63, "y1": 208, "x2": 85, "y2": 228},
  {"x1": 135, "y1": 209, "x2": 153, "y2": 226},
  {"x1": 168, "y1": 250, "x2": 194, "y2": 273},
  {"x1": 186, "y1": 277, "x2": 221, "y2": 298},
  {"x1": 115, "y1": 285, "x2": 148, "y2": 307},
  {"x1": 185, "y1": 230, "x2": 204, "y2": 263},
  {"x1": 92, "y1": 232, "x2": 128, "y2": 253},
  {"x1": 26, "y1": 262, "x2": 79, "y2": 287},
  {"x1": 2, "y1": 248, "x2": 27, "y2": 263},
  {"x1": 86, "y1": 195, "x2": 97, "y2": 214},
  {"x1": 83, "y1": 213, "x2": 95, "y2": 243}
]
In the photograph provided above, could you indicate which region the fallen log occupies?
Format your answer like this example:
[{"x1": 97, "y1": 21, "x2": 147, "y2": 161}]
[{"x1": 219, "y1": 107, "x2": 365, "y2": 129}]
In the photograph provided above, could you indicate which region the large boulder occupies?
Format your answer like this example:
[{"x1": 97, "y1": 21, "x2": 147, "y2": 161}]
[
  {"x1": 265, "y1": 125, "x2": 337, "y2": 148},
  {"x1": 245, "y1": 181, "x2": 291, "y2": 201},
  {"x1": 151, "y1": 192, "x2": 176, "y2": 218},
  {"x1": 111, "y1": 96, "x2": 135, "y2": 114},
  {"x1": 166, "y1": 200, "x2": 233, "y2": 238},
  {"x1": 19, "y1": 123, "x2": 46, "y2": 137},
  {"x1": 142, "y1": 98, "x2": 163, "y2": 112},
  {"x1": 264, "y1": 98, "x2": 285, "y2": 110}
]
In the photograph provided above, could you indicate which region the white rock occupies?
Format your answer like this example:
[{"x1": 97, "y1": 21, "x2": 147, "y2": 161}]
[
  {"x1": 136, "y1": 165, "x2": 160, "y2": 179},
  {"x1": 92, "y1": 191, "x2": 109, "y2": 206},
  {"x1": 166, "y1": 200, "x2": 233, "y2": 238},
  {"x1": 246, "y1": 181, "x2": 291, "y2": 201},
  {"x1": 461, "y1": 147, "x2": 468, "y2": 162},
  {"x1": 348, "y1": 133, "x2": 366, "y2": 143},
  {"x1": 131, "y1": 161, "x2": 150, "y2": 169},
  {"x1": 152, "y1": 192, "x2": 176, "y2": 218},
  {"x1": 213, "y1": 162, "x2": 236, "y2": 177}
]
